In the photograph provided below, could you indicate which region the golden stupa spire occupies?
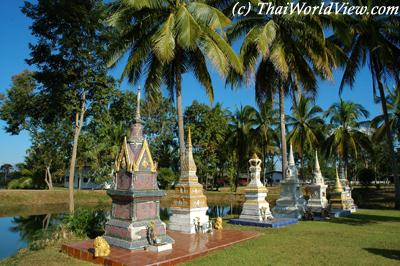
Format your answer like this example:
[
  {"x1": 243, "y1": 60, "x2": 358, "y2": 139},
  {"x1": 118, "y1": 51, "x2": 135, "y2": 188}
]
[
  {"x1": 183, "y1": 127, "x2": 196, "y2": 173},
  {"x1": 187, "y1": 126, "x2": 192, "y2": 148},
  {"x1": 135, "y1": 85, "x2": 141, "y2": 121},
  {"x1": 334, "y1": 166, "x2": 343, "y2": 193}
]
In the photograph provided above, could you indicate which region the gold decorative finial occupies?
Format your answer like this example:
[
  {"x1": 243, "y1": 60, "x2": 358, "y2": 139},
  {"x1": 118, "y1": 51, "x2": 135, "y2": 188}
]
[
  {"x1": 135, "y1": 85, "x2": 141, "y2": 120},
  {"x1": 181, "y1": 126, "x2": 196, "y2": 173},
  {"x1": 187, "y1": 127, "x2": 192, "y2": 147},
  {"x1": 251, "y1": 153, "x2": 259, "y2": 160}
]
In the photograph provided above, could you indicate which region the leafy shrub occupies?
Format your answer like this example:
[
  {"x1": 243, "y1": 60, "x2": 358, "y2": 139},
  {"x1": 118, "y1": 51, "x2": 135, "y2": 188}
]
[
  {"x1": 357, "y1": 168, "x2": 375, "y2": 187},
  {"x1": 28, "y1": 225, "x2": 72, "y2": 250},
  {"x1": 7, "y1": 177, "x2": 33, "y2": 189},
  {"x1": 64, "y1": 209, "x2": 107, "y2": 238},
  {"x1": 157, "y1": 168, "x2": 177, "y2": 189}
]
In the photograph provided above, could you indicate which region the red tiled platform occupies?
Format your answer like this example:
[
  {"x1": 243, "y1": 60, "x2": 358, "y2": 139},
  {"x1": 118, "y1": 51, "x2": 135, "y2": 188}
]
[{"x1": 62, "y1": 229, "x2": 259, "y2": 266}]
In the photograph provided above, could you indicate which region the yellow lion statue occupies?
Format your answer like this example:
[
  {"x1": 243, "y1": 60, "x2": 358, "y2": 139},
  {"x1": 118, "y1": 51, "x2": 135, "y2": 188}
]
[
  {"x1": 93, "y1": 236, "x2": 110, "y2": 257},
  {"x1": 214, "y1": 217, "x2": 223, "y2": 230}
]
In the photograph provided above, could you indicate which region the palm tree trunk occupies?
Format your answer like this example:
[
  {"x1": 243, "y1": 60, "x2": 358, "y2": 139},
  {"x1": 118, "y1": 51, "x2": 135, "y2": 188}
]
[
  {"x1": 300, "y1": 143, "x2": 304, "y2": 181},
  {"x1": 344, "y1": 153, "x2": 349, "y2": 182},
  {"x1": 376, "y1": 71, "x2": 400, "y2": 208},
  {"x1": 279, "y1": 85, "x2": 287, "y2": 179},
  {"x1": 175, "y1": 63, "x2": 185, "y2": 174}
]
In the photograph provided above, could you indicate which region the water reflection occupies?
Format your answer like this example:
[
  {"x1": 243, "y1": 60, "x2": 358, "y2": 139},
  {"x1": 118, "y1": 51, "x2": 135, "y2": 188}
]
[
  {"x1": 0, "y1": 204, "x2": 241, "y2": 260},
  {"x1": 9, "y1": 214, "x2": 63, "y2": 243}
]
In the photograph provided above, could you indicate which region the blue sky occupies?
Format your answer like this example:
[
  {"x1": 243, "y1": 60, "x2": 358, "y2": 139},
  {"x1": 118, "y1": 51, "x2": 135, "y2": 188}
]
[{"x1": 0, "y1": 0, "x2": 381, "y2": 166}]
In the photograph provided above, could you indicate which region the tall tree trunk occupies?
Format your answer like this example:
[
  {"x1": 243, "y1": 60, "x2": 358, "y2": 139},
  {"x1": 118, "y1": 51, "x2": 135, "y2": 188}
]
[
  {"x1": 175, "y1": 63, "x2": 185, "y2": 174},
  {"x1": 344, "y1": 153, "x2": 348, "y2": 182},
  {"x1": 279, "y1": 85, "x2": 287, "y2": 179},
  {"x1": 45, "y1": 165, "x2": 53, "y2": 190},
  {"x1": 68, "y1": 94, "x2": 86, "y2": 213},
  {"x1": 376, "y1": 70, "x2": 400, "y2": 208},
  {"x1": 300, "y1": 143, "x2": 304, "y2": 181}
]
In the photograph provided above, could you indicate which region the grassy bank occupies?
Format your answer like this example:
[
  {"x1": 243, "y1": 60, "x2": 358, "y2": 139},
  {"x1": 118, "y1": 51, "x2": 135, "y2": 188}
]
[
  {"x1": 1, "y1": 209, "x2": 399, "y2": 266},
  {"x1": 0, "y1": 185, "x2": 395, "y2": 217},
  {"x1": 0, "y1": 189, "x2": 111, "y2": 217}
]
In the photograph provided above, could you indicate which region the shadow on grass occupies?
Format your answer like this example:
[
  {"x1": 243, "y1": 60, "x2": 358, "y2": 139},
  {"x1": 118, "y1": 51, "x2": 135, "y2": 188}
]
[
  {"x1": 364, "y1": 248, "x2": 400, "y2": 261},
  {"x1": 326, "y1": 213, "x2": 400, "y2": 226}
]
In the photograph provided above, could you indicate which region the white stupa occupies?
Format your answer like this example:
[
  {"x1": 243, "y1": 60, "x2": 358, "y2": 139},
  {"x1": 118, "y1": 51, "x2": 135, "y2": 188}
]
[
  {"x1": 272, "y1": 144, "x2": 306, "y2": 219},
  {"x1": 306, "y1": 151, "x2": 328, "y2": 213},
  {"x1": 239, "y1": 153, "x2": 273, "y2": 221},
  {"x1": 340, "y1": 167, "x2": 357, "y2": 213}
]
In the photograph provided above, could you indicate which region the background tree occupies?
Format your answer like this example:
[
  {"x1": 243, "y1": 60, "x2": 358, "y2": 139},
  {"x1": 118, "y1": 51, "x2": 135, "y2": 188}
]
[
  {"x1": 184, "y1": 101, "x2": 230, "y2": 189},
  {"x1": 0, "y1": 0, "x2": 117, "y2": 212},
  {"x1": 324, "y1": 99, "x2": 371, "y2": 181},
  {"x1": 28, "y1": 123, "x2": 70, "y2": 189},
  {"x1": 228, "y1": 105, "x2": 257, "y2": 190},
  {"x1": 372, "y1": 87, "x2": 400, "y2": 144},
  {"x1": 287, "y1": 96, "x2": 324, "y2": 180},
  {"x1": 106, "y1": 0, "x2": 242, "y2": 173},
  {"x1": 1, "y1": 164, "x2": 13, "y2": 187},
  {"x1": 226, "y1": 0, "x2": 335, "y2": 178},
  {"x1": 253, "y1": 101, "x2": 280, "y2": 182},
  {"x1": 334, "y1": 0, "x2": 400, "y2": 207}
]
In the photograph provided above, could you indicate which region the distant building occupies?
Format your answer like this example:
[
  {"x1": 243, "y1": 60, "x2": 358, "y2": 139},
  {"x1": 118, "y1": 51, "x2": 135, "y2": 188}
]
[
  {"x1": 266, "y1": 171, "x2": 283, "y2": 184},
  {"x1": 63, "y1": 167, "x2": 111, "y2": 190}
]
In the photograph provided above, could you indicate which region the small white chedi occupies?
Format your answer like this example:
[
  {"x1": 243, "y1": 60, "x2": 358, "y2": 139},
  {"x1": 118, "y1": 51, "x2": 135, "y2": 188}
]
[
  {"x1": 272, "y1": 144, "x2": 306, "y2": 219},
  {"x1": 239, "y1": 153, "x2": 273, "y2": 221},
  {"x1": 168, "y1": 128, "x2": 209, "y2": 233},
  {"x1": 340, "y1": 167, "x2": 357, "y2": 213},
  {"x1": 306, "y1": 152, "x2": 328, "y2": 213}
]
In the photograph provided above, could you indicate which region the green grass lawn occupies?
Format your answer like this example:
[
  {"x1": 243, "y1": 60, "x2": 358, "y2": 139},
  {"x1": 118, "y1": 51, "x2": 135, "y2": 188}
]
[
  {"x1": 183, "y1": 209, "x2": 400, "y2": 266},
  {"x1": 1, "y1": 209, "x2": 399, "y2": 266}
]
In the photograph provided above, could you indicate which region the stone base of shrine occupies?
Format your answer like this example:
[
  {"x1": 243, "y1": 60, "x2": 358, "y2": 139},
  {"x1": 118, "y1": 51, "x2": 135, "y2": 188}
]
[
  {"x1": 168, "y1": 207, "x2": 209, "y2": 234},
  {"x1": 330, "y1": 209, "x2": 352, "y2": 217},
  {"x1": 229, "y1": 217, "x2": 298, "y2": 228},
  {"x1": 147, "y1": 243, "x2": 173, "y2": 253},
  {"x1": 62, "y1": 229, "x2": 259, "y2": 266}
]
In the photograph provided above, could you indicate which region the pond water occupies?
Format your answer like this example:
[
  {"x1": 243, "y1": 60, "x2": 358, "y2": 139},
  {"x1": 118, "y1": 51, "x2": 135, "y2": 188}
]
[{"x1": 0, "y1": 204, "x2": 241, "y2": 260}]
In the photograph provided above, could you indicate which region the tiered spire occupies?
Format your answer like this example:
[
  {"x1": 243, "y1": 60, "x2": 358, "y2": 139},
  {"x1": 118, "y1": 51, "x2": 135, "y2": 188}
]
[
  {"x1": 334, "y1": 167, "x2": 344, "y2": 193},
  {"x1": 286, "y1": 143, "x2": 299, "y2": 180},
  {"x1": 289, "y1": 143, "x2": 295, "y2": 166},
  {"x1": 313, "y1": 151, "x2": 323, "y2": 183},
  {"x1": 128, "y1": 86, "x2": 144, "y2": 143},
  {"x1": 135, "y1": 85, "x2": 141, "y2": 122},
  {"x1": 315, "y1": 151, "x2": 320, "y2": 172},
  {"x1": 183, "y1": 127, "x2": 196, "y2": 173}
]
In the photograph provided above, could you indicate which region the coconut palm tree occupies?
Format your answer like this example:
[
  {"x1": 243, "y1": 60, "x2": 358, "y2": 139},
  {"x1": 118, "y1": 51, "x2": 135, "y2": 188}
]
[
  {"x1": 106, "y1": 0, "x2": 242, "y2": 171},
  {"x1": 324, "y1": 99, "x2": 372, "y2": 181},
  {"x1": 228, "y1": 105, "x2": 257, "y2": 190},
  {"x1": 225, "y1": 1, "x2": 336, "y2": 178},
  {"x1": 254, "y1": 101, "x2": 280, "y2": 181},
  {"x1": 287, "y1": 96, "x2": 324, "y2": 180},
  {"x1": 333, "y1": 0, "x2": 400, "y2": 207},
  {"x1": 371, "y1": 86, "x2": 400, "y2": 143}
]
